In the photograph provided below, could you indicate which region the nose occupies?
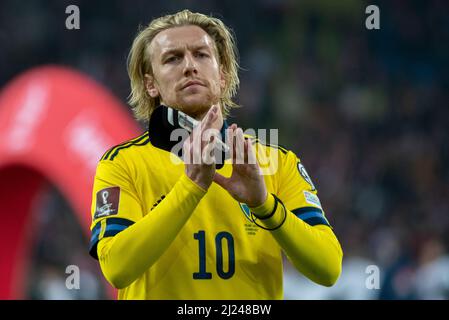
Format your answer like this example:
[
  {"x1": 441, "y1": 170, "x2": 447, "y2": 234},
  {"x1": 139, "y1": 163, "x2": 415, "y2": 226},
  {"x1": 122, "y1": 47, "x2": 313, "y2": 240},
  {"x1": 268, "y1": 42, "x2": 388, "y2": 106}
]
[{"x1": 183, "y1": 53, "x2": 198, "y2": 76}]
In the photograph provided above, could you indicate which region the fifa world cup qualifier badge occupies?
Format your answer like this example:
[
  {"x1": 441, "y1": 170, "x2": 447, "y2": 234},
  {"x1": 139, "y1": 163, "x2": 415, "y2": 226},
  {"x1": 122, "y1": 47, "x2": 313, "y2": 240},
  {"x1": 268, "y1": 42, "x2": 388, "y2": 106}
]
[
  {"x1": 94, "y1": 187, "x2": 120, "y2": 218},
  {"x1": 297, "y1": 162, "x2": 316, "y2": 191}
]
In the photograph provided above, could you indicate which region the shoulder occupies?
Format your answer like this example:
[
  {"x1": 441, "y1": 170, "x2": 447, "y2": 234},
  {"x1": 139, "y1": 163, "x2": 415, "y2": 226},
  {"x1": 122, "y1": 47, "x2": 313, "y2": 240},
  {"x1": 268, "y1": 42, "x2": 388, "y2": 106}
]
[
  {"x1": 99, "y1": 131, "x2": 150, "y2": 162},
  {"x1": 245, "y1": 133, "x2": 300, "y2": 176},
  {"x1": 245, "y1": 133, "x2": 292, "y2": 162}
]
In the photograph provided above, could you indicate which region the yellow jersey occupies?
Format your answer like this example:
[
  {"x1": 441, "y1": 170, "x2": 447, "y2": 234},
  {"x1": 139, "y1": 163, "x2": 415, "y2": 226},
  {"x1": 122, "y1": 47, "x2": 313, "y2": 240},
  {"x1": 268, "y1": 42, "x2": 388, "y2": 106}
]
[{"x1": 89, "y1": 127, "x2": 335, "y2": 299}]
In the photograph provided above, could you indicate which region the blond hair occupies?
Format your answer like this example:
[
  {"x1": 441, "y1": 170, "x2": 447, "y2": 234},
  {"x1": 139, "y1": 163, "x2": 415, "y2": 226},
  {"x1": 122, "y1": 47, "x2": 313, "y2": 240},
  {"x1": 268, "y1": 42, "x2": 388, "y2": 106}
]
[{"x1": 127, "y1": 9, "x2": 240, "y2": 122}]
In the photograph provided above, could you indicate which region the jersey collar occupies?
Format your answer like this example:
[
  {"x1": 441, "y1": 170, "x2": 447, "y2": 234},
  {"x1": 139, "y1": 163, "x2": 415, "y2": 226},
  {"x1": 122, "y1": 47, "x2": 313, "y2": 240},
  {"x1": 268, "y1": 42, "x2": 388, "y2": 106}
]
[{"x1": 148, "y1": 104, "x2": 230, "y2": 169}]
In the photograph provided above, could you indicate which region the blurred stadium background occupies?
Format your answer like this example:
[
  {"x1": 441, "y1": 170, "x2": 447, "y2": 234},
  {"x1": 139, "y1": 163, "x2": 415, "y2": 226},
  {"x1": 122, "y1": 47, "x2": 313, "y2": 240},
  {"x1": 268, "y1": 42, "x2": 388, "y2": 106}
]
[{"x1": 0, "y1": 0, "x2": 448, "y2": 299}]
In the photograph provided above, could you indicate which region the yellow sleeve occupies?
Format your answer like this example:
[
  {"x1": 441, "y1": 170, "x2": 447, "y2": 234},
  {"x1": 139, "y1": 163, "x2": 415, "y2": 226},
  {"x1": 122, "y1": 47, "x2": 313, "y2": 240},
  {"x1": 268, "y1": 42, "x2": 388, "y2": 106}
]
[
  {"x1": 89, "y1": 160, "x2": 144, "y2": 259},
  {"x1": 95, "y1": 173, "x2": 207, "y2": 289},
  {"x1": 249, "y1": 151, "x2": 343, "y2": 286},
  {"x1": 277, "y1": 151, "x2": 330, "y2": 226}
]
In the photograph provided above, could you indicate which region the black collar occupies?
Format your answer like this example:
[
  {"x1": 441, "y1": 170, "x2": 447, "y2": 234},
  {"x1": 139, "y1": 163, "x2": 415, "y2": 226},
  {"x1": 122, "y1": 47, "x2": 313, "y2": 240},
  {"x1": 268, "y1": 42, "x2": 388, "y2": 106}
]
[{"x1": 148, "y1": 105, "x2": 229, "y2": 169}]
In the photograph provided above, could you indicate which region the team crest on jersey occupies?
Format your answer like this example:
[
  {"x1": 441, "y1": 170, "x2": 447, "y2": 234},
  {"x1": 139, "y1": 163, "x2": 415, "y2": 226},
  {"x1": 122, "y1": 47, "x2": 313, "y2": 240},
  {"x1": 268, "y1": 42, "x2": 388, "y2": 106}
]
[
  {"x1": 297, "y1": 162, "x2": 316, "y2": 191},
  {"x1": 239, "y1": 203, "x2": 259, "y2": 235},
  {"x1": 239, "y1": 203, "x2": 252, "y2": 221},
  {"x1": 94, "y1": 187, "x2": 120, "y2": 219}
]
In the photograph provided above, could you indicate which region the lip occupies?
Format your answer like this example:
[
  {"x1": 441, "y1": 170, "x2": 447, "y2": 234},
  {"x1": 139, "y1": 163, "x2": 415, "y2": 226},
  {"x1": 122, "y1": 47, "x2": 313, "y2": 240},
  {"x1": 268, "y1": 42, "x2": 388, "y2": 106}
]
[{"x1": 181, "y1": 80, "x2": 205, "y2": 90}]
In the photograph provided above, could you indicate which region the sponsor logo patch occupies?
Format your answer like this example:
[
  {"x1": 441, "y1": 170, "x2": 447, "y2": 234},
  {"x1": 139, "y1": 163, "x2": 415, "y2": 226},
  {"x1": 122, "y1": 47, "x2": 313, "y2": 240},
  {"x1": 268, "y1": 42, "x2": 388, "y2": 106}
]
[
  {"x1": 297, "y1": 162, "x2": 316, "y2": 191},
  {"x1": 94, "y1": 187, "x2": 120, "y2": 219},
  {"x1": 303, "y1": 191, "x2": 322, "y2": 209}
]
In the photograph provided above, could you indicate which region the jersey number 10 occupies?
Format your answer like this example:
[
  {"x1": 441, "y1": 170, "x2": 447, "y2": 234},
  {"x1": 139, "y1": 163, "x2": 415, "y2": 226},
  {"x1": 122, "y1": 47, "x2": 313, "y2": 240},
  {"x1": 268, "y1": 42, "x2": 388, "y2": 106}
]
[{"x1": 193, "y1": 230, "x2": 235, "y2": 280}]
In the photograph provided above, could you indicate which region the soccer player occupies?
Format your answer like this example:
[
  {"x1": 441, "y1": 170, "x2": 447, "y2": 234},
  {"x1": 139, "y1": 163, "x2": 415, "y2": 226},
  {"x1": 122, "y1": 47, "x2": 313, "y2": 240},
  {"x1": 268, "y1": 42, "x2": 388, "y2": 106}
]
[{"x1": 89, "y1": 9, "x2": 343, "y2": 299}]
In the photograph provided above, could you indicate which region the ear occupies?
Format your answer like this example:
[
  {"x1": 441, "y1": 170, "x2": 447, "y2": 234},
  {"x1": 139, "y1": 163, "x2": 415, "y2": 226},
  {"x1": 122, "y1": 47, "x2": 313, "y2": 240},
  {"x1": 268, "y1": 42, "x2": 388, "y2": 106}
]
[{"x1": 144, "y1": 74, "x2": 159, "y2": 98}]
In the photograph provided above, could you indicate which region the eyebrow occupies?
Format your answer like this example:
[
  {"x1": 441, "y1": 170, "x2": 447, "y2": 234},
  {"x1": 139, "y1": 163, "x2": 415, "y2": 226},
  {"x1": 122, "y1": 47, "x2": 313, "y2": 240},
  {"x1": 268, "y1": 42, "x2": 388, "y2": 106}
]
[{"x1": 160, "y1": 45, "x2": 212, "y2": 60}]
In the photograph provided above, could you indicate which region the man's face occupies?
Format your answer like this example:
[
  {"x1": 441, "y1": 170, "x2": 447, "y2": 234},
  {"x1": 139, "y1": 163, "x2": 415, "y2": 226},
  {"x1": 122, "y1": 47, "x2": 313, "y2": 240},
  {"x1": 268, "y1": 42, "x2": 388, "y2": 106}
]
[{"x1": 146, "y1": 25, "x2": 225, "y2": 118}]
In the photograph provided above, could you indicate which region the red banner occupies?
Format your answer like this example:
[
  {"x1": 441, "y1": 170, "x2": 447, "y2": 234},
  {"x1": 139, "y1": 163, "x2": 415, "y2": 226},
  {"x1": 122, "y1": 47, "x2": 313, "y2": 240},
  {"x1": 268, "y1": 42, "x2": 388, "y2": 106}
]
[{"x1": 0, "y1": 66, "x2": 140, "y2": 298}]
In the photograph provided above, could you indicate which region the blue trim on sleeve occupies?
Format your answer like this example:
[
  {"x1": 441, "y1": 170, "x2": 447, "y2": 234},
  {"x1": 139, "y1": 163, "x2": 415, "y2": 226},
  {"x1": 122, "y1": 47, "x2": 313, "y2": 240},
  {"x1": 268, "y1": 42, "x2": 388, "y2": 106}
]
[
  {"x1": 303, "y1": 216, "x2": 330, "y2": 226},
  {"x1": 296, "y1": 211, "x2": 323, "y2": 220},
  {"x1": 291, "y1": 207, "x2": 330, "y2": 227},
  {"x1": 91, "y1": 223, "x2": 101, "y2": 239},
  {"x1": 89, "y1": 217, "x2": 135, "y2": 260},
  {"x1": 90, "y1": 228, "x2": 101, "y2": 245},
  {"x1": 292, "y1": 207, "x2": 323, "y2": 215}
]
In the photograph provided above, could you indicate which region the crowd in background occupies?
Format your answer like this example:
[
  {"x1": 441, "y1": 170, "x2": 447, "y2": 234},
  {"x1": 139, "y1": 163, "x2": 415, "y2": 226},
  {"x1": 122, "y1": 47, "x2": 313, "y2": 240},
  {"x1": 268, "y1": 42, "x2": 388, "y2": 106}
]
[{"x1": 1, "y1": 0, "x2": 448, "y2": 299}]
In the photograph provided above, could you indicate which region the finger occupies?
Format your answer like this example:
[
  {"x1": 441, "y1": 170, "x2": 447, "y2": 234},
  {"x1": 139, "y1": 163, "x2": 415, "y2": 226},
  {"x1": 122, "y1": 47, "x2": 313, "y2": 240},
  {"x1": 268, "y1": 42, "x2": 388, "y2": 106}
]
[
  {"x1": 192, "y1": 106, "x2": 213, "y2": 139},
  {"x1": 235, "y1": 127, "x2": 245, "y2": 164},
  {"x1": 197, "y1": 109, "x2": 217, "y2": 162},
  {"x1": 182, "y1": 138, "x2": 192, "y2": 164},
  {"x1": 227, "y1": 124, "x2": 237, "y2": 163},
  {"x1": 202, "y1": 127, "x2": 220, "y2": 164},
  {"x1": 246, "y1": 138, "x2": 257, "y2": 166},
  {"x1": 192, "y1": 125, "x2": 203, "y2": 164},
  {"x1": 201, "y1": 105, "x2": 218, "y2": 131},
  {"x1": 202, "y1": 134, "x2": 216, "y2": 165},
  {"x1": 243, "y1": 138, "x2": 249, "y2": 164}
]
